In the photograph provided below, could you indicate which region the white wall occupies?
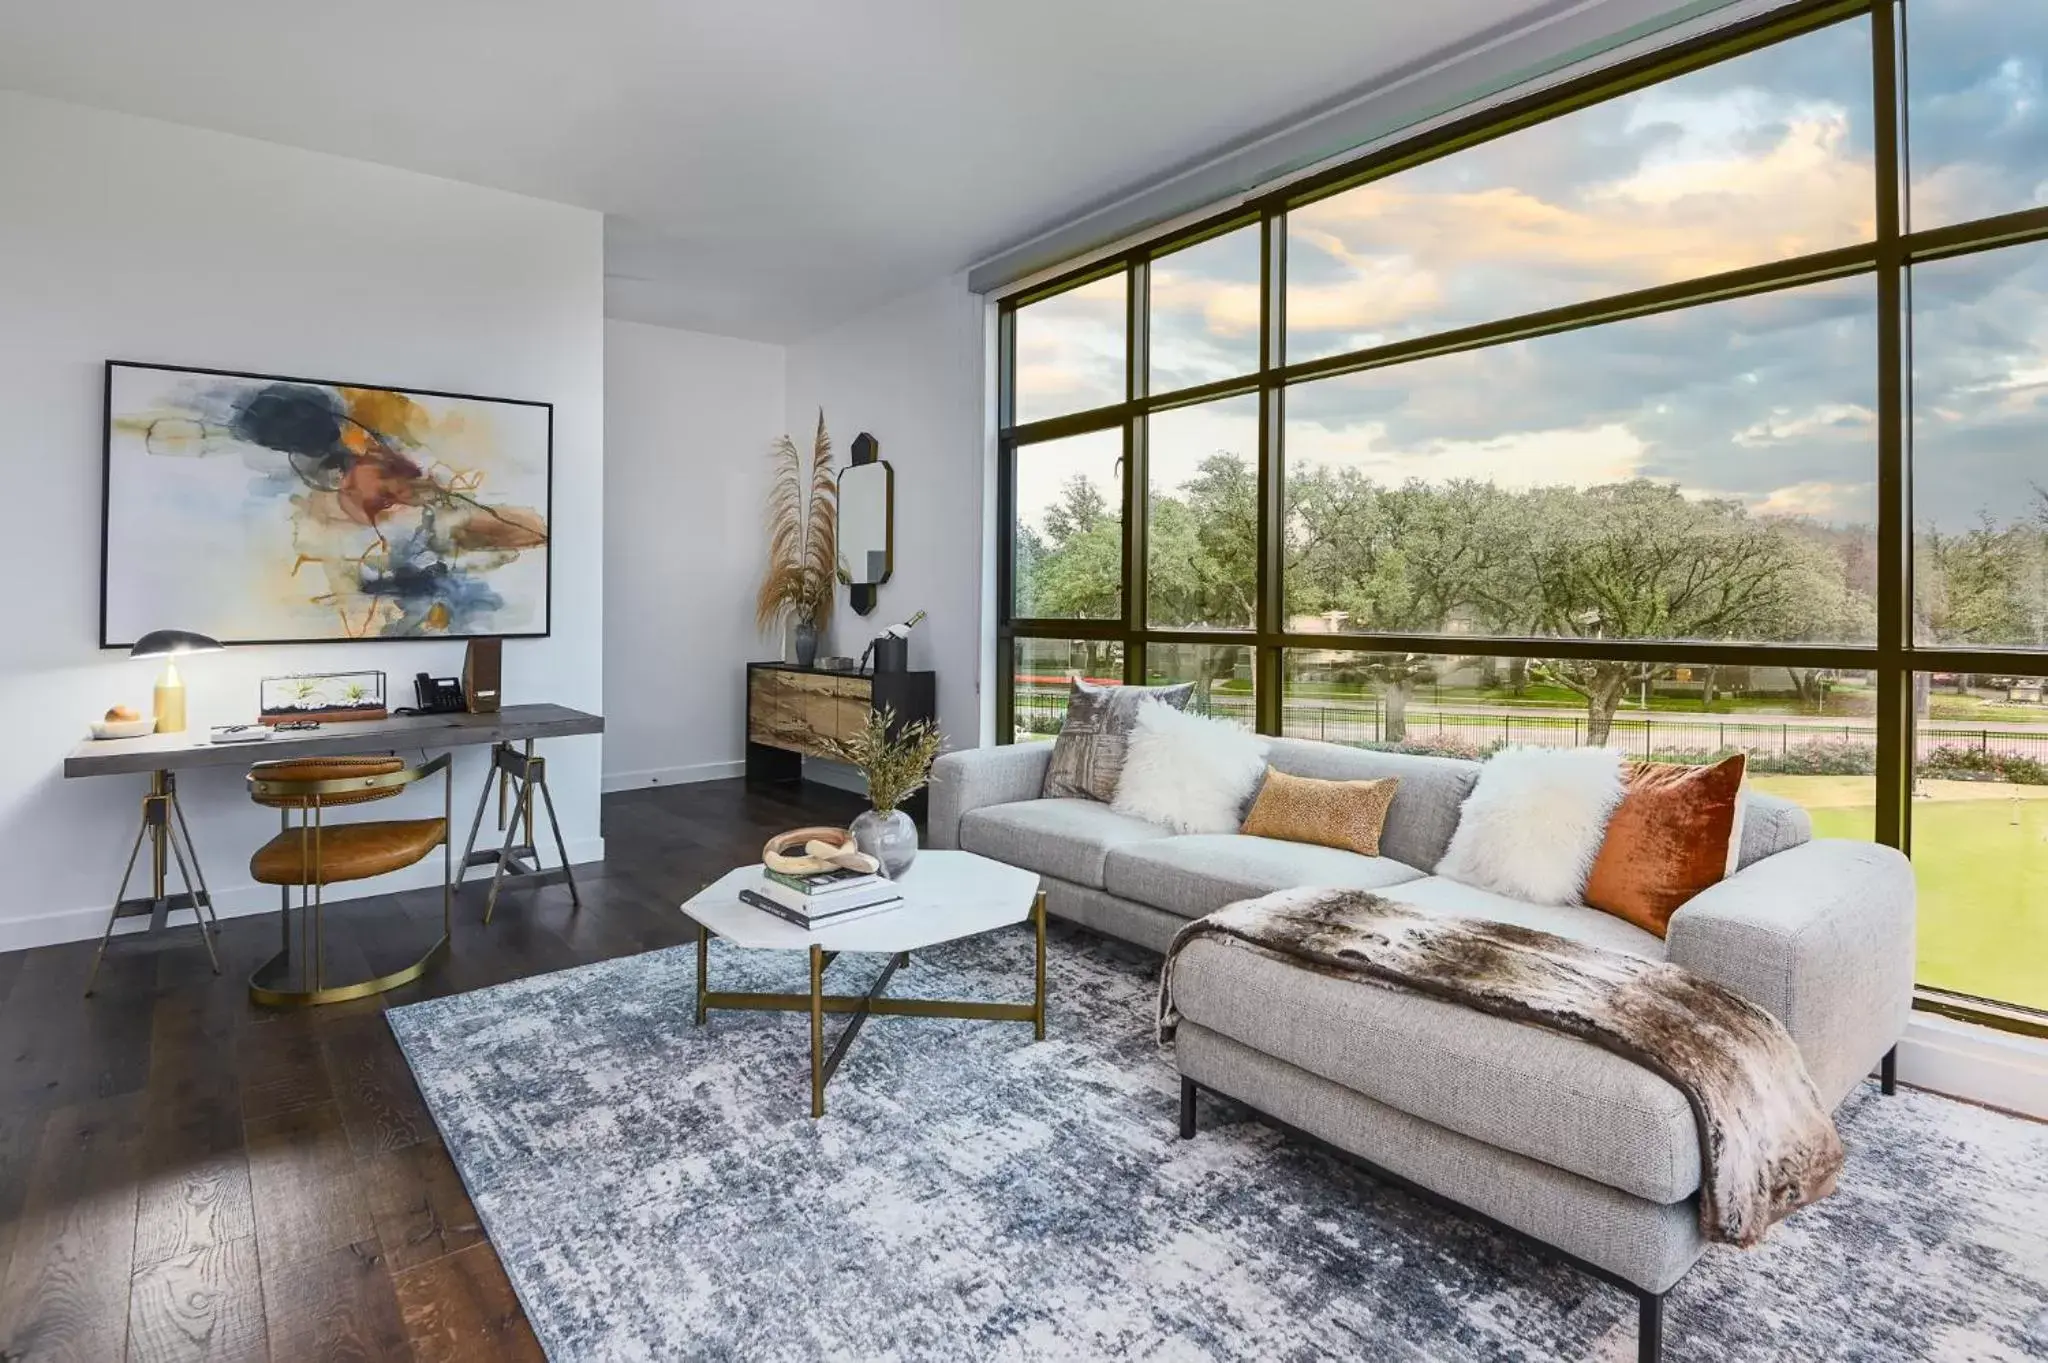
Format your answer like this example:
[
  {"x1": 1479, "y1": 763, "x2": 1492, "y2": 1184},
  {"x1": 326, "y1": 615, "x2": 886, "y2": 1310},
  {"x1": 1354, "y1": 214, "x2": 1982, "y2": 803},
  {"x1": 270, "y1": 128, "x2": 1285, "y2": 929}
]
[
  {"x1": 0, "y1": 91, "x2": 606, "y2": 952},
  {"x1": 783, "y1": 274, "x2": 989, "y2": 752},
  {"x1": 603, "y1": 319, "x2": 786, "y2": 790}
]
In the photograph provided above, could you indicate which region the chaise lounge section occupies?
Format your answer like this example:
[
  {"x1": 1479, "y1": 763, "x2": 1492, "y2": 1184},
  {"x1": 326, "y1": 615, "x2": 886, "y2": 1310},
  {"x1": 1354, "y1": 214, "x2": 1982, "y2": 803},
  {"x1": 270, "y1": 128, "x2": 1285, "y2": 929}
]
[{"x1": 929, "y1": 737, "x2": 1916, "y2": 1360}]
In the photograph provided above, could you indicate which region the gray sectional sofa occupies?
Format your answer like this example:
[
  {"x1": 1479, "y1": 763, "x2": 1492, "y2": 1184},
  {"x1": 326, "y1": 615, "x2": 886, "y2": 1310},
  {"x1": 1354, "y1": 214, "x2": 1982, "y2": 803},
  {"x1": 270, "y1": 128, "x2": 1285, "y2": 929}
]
[{"x1": 929, "y1": 735, "x2": 1917, "y2": 1363}]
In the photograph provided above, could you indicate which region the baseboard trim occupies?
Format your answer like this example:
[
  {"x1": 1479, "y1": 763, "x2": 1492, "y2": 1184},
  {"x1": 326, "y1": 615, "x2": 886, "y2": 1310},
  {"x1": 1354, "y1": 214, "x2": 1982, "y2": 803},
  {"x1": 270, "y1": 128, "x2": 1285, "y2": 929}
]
[
  {"x1": 601, "y1": 761, "x2": 746, "y2": 793},
  {"x1": 1897, "y1": 1012, "x2": 2048, "y2": 1121},
  {"x1": 0, "y1": 835, "x2": 606, "y2": 955}
]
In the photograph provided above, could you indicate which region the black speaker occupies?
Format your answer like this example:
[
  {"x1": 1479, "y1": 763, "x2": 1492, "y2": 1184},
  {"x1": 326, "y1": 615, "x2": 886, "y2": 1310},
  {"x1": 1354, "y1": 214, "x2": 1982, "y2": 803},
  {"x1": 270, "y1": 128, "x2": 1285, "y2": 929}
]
[{"x1": 464, "y1": 638, "x2": 502, "y2": 714}]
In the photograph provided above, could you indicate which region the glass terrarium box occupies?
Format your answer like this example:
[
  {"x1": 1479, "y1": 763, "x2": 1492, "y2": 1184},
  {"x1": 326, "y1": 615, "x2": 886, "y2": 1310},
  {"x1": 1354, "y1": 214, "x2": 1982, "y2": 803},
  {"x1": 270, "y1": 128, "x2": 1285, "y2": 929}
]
[{"x1": 258, "y1": 670, "x2": 388, "y2": 723}]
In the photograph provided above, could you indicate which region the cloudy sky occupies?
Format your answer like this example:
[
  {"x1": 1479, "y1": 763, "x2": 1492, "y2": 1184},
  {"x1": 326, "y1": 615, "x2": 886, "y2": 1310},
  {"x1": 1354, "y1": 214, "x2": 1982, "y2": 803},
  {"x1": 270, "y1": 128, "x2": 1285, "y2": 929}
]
[{"x1": 1011, "y1": 0, "x2": 2048, "y2": 541}]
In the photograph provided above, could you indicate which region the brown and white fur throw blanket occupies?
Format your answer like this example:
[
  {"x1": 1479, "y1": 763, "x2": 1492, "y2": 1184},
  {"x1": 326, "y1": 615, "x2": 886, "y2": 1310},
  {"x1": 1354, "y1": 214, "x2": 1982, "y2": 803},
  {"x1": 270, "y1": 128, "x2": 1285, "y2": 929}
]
[{"x1": 1158, "y1": 888, "x2": 1844, "y2": 1247}]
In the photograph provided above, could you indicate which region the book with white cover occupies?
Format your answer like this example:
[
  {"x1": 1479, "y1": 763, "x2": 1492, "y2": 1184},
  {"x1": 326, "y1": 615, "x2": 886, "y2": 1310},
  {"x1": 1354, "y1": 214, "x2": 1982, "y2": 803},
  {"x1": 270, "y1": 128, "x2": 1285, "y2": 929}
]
[
  {"x1": 755, "y1": 872, "x2": 901, "y2": 915},
  {"x1": 738, "y1": 886, "x2": 903, "y2": 929}
]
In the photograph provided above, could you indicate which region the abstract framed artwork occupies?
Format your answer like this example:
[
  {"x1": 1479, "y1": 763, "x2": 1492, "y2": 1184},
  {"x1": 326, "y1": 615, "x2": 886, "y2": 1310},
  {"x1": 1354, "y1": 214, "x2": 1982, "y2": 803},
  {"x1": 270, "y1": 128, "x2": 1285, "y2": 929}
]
[{"x1": 101, "y1": 361, "x2": 552, "y2": 647}]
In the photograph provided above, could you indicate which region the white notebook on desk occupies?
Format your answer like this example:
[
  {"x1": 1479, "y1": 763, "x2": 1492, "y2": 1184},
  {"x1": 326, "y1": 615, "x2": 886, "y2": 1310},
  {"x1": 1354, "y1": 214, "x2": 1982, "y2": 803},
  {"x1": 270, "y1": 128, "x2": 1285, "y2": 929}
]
[{"x1": 209, "y1": 724, "x2": 272, "y2": 744}]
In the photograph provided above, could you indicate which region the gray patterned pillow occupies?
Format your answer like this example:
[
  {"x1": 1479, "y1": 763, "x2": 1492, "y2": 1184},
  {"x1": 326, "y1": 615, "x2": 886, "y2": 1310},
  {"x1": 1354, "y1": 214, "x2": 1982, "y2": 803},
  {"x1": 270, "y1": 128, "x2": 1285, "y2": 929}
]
[{"x1": 1040, "y1": 678, "x2": 1196, "y2": 802}]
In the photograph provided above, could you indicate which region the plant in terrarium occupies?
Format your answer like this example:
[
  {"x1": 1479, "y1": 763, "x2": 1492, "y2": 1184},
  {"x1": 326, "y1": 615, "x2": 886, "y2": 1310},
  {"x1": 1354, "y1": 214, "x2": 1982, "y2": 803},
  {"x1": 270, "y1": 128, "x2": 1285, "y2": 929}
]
[
  {"x1": 339, "y1": 681, "x2": 372, "y2": 707},
  {"x1": 287, "y1": 678, "x2": 327, "y2": 711},
  {"x1": 827, "y1": 707, "x2": 943, "y2": 877}
]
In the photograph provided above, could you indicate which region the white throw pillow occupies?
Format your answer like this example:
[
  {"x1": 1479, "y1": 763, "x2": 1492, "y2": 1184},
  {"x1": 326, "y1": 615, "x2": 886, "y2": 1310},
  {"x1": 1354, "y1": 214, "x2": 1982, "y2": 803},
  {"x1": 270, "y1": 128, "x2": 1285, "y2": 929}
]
[
  {"x1": 1436, "y1": 746, "x2": 1626, "y2": 906},
  {"x1": 1111, "y1": 701, "x2": 1267, "y2": 835}
]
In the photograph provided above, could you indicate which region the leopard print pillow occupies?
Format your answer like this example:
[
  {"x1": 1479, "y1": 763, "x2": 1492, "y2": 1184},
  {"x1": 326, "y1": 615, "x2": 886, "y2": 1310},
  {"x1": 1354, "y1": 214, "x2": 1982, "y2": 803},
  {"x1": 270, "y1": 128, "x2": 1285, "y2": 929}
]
[{"x1": 1240, "y1": 767, "x2": 1400, "y2": 856}]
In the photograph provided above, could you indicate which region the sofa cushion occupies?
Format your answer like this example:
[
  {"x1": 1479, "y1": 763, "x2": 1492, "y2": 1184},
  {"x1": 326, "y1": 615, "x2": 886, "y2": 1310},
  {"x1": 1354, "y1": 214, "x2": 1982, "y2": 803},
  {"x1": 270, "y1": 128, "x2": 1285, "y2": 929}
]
[
  {"x1": 1170, "y1": 933, "x2": 1700, "y2": 1203},
  {"x1": 1737, "y1": 790, "x2": 1811, "y2": 869},
  {"x1": 1259, "y1": 739, "x2": 1477, "y2": 873},
  {"x1": 1103, "y1": 834, "x2": 1426, "y2": 919},
  {"x1": 957, "y1": 799, "x2": 1172, "y2": 889},
  {"x1": 1379, "y1": 875, "x2": 1668, "y2": 961}
]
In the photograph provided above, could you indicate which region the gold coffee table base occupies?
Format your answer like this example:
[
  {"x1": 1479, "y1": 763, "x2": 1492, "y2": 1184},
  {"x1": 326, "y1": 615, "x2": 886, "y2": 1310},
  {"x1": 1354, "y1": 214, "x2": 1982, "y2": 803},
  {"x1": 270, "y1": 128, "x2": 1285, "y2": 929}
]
[{"x1": 694, "y1": 890, "x2": 1047, "y2": 1117}]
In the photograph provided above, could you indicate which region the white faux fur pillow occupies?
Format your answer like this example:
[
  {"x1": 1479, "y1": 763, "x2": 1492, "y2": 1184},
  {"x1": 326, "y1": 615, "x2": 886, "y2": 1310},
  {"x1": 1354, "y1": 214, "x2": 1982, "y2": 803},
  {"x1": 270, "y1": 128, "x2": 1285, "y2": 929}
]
[
  {"x1": 1436, "y1": 746, "x2": 1626, "y2": 905},
  {"x1": 1111, "y1": 701, "x2": 1267, "y2": 835}
]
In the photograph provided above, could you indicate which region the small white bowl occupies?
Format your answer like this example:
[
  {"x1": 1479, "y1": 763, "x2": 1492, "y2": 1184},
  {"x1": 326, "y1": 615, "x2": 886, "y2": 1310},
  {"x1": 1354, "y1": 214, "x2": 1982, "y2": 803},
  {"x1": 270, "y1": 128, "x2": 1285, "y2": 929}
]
[{"x1": 89, "y1": 715, "x2": 157, "y2": 740}]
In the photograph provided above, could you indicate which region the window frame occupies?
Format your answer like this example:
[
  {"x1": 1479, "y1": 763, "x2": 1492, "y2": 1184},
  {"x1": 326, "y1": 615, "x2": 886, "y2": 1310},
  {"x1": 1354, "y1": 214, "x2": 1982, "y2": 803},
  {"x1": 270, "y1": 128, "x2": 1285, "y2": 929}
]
[{"x1": 994, "y1": 0, "x2": 2048, "y2": 1035}]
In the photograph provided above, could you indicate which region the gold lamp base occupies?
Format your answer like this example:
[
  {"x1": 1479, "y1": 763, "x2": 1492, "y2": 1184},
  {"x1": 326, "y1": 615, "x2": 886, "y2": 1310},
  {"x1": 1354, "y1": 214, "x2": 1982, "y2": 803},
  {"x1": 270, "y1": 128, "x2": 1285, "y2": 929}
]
[{"x1": 153, "y1": 660, "x2": 187, "y2": 734}]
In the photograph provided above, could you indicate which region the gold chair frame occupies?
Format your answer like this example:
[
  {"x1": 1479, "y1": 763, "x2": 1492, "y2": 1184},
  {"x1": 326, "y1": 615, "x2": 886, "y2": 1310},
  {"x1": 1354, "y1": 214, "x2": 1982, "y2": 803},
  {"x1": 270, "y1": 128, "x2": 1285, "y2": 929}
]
[{"x1": 246, "y1": 753, "x2": 453, "y2": 1009}]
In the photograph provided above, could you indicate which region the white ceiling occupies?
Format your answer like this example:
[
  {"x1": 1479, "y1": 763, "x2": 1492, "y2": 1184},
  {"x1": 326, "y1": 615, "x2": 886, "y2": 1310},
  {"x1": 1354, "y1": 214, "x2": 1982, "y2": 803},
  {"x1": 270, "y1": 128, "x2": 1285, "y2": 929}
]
[{"x1": 0, "y1": 1, "x2": 1571, "y2": 342}]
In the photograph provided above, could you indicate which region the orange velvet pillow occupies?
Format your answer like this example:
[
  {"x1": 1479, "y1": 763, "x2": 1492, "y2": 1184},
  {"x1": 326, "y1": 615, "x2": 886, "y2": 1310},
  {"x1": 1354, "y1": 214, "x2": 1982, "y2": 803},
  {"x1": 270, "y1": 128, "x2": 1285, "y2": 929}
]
[{"x1": 1584, "y1": 754, "x2": 1746, "y2": 937}]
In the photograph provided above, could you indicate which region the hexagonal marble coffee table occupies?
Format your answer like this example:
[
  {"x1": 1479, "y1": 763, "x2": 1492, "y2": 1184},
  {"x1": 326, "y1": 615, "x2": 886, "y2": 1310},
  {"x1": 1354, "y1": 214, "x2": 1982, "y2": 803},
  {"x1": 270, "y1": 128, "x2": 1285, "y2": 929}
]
[{"x1": 681, "y1": 850, "x2": 1046, "y2": 1117}]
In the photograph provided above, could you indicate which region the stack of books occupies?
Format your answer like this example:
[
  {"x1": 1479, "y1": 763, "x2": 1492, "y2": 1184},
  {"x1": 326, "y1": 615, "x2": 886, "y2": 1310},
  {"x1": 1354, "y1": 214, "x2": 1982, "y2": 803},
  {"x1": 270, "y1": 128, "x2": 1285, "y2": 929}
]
[{"x1": 739, "y1": 863, "x2": 903, "y2": 929}]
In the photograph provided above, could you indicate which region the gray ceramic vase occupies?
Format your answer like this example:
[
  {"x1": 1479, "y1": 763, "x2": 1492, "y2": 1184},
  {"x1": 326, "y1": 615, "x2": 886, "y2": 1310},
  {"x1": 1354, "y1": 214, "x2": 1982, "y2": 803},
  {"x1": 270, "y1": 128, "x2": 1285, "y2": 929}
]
[
  {"x1": 851, "y1": 807, "x2": 918, "y2": 878},
  {"x1": 792, "y1": 619, "x2": 819, "y2": 668}
]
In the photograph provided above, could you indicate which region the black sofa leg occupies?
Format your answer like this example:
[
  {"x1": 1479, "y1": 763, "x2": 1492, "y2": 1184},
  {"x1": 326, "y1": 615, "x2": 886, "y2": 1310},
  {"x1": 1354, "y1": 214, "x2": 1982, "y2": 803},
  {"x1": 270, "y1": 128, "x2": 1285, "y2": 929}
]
[
  {"x1": 1638, "y1": 1291, "x2": 1664, "y2": 1363},
  {"x1": 1881, "y1": 1046, "x2": 1898, "y2": 1096},
  {"x1": 1178, "y1": 1075, "x2": 1197, "y2": 1139}
]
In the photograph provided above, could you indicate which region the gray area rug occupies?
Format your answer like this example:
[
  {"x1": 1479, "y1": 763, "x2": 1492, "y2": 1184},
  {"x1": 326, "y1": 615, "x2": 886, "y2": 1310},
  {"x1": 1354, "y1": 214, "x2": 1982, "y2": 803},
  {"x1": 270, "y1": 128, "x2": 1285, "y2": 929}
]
[{"x1": 388, "y1": 924, "x2": 2048, "y2": 1361}]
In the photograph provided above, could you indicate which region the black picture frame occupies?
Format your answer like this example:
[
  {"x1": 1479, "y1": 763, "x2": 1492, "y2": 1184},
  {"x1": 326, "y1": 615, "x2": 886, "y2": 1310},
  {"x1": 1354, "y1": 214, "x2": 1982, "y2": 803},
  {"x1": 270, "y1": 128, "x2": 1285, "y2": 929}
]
[{"x1": 100, "y1": 360, "x2": 554, "y2": 649}]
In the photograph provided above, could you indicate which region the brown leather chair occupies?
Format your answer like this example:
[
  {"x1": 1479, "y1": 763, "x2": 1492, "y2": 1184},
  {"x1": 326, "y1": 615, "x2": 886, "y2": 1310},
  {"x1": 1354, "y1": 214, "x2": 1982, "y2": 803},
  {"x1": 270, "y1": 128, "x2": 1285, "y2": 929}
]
[{"x1": 246, "y1": 752, "x2": 452, "y2": 1007}]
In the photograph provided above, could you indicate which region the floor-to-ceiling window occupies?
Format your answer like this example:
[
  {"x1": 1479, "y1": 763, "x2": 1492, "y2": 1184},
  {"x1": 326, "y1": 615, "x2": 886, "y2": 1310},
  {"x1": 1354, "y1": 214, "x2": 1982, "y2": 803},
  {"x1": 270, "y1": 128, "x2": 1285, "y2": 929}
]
[{"x1": 995, "y1": 0, "x2": 2048, "y2": 1031}]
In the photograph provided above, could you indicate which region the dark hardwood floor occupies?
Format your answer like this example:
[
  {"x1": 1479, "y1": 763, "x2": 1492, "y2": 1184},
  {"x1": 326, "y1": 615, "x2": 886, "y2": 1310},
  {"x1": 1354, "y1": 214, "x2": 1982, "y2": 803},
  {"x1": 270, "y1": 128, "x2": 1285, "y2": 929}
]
[{"x1": 0, "y1": 777, "x2": 867, "y2": 1363}]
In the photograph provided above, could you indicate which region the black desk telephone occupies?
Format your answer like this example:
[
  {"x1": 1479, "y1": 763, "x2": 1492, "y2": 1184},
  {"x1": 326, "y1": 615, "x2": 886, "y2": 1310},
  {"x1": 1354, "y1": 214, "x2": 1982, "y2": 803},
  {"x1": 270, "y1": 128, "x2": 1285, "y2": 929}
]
[{"x1": 413, "y1": 673, "x2": 466, "y2": 714}]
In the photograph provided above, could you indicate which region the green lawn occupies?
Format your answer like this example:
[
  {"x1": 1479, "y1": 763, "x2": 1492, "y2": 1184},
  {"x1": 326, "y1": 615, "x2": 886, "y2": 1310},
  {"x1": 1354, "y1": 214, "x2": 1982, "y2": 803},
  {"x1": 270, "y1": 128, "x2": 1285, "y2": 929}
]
[
  {"x1": 1925, "y1": 694, "x2": 2048, "y2": 725},
  {"x1": 1752, "y1": 775, "x2": 2048, "y2": 1011}
]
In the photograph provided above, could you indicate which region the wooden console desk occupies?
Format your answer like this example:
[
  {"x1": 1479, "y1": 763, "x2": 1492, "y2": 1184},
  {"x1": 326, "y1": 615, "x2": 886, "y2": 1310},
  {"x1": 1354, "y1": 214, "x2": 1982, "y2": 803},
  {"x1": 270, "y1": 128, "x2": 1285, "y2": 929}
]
[
  {"x1": 65, "y1": 704, "x2": 604, "y2": 991},
  {"x1": 63, "y1": 703, "x2": 602, "y2": 778},
  {"x1": 746, "y1": 663, "x2": 935, "y2": 820}
]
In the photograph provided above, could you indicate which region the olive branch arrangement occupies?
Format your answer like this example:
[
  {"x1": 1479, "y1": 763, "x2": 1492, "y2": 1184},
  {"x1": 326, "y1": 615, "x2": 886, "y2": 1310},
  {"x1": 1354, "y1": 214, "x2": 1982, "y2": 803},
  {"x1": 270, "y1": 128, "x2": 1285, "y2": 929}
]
[{"x1": 827, "y1": 708, "x2": 943, "y2": 815}]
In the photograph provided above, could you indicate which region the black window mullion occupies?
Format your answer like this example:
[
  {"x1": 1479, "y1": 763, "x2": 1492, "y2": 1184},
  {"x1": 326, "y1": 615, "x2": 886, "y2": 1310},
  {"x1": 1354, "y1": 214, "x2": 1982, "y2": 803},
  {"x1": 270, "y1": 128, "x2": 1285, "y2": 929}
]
[
  {"x1": 1125, "y1": 262, "x2": 1148, "y2": 684},
  {"x1": 995, "y1": 633, "x2": 1016, "y2": 747},
  {"x1": 996, "y1": 302, "x2": 1018, "y2": 744},
  {"x1": 995, "y1": 305, "x2": 1016, "y2": 433},
  {"x1": 996, "y1": 432, "x2": 1017, "y2": 630},
  {"x1": 1873, "y1": 0, "x2": 1910, "y2": 854},
  {"x1": 1255, "y1": 210, "x2": 1287, "y2": 735},
  {"x1": 1125, "y1": 413, "x2": 1148, "y2": 661},
  {"x1": 1265, "y1": 632, "x2": 1876, "y2": 670},
  {"x1": 1128, "y1": 258, "x2": 1149, "y2": 407}
]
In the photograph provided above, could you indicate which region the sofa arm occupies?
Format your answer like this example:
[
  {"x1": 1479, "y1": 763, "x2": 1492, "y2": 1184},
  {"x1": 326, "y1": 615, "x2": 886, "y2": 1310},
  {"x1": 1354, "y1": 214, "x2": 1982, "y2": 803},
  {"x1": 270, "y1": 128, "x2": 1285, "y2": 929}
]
[
  {"x1": 1666, "y1": 838, "x2": 1915, "y2": 1108},
  {"x1": 927, "y1": 745, "x2": 1054, "y2": 850}
]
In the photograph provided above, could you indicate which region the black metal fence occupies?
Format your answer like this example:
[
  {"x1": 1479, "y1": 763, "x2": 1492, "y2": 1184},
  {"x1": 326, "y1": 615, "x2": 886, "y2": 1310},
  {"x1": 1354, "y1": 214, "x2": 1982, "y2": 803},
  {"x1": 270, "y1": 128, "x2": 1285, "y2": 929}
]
[
  {"x1": 1012, "y1": 687, "x2": 2048, "y2": 767},
  {"x1": 1014, "y1": 686, "x2": 1256, "y2": 735},
  {"x1": 1277, "y1": 703, "x2": 1878, "y2": 759}
]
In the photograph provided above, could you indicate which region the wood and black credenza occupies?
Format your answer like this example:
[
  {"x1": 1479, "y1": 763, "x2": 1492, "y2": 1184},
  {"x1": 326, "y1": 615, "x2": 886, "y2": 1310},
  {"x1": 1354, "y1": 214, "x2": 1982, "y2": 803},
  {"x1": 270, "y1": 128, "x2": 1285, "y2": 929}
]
[{"x1": 745, "y1": 662, "x2": 937, "y2": 821}]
